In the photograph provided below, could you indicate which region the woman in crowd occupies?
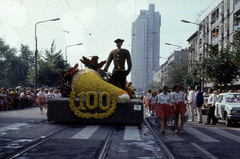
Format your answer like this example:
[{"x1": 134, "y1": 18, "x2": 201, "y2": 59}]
[
  {"x1": 144, "y1": 89, "x2": 152, "y2": 117},
  {"x1": 37, "y1": 87, "x2": 45, "y2": 114},
  {"x1": 172, "y1": 84, "x2": 186, "y2": 134},
  {"x1": 54, "y1": 89, "x2": 62, "y2": 98},
  {"x1": 149, "y1": 91, "x2": 157, "y2": 116},
  {"x1": 156, "y1": 86, "x2": 172, "y2": 134},
  {"x1": 48, "y1": 87, "x2": 55, "y2": 99},
  {"x1": 44, "y1": 89, "x2": 49, "y2": 114},
  {"x1": 6, "y1": 93, "x2": 13, "y2": 110},
  {"x1": 167, "y1": 91, "x2": 175, "y2": 127}
]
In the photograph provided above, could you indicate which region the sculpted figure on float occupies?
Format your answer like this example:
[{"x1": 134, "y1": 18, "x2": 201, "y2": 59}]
[{"x1": 58, "y1": 56, "x2": 130, "y2": 119}]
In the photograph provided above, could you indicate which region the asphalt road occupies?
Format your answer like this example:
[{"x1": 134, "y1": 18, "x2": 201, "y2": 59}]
[
  {"x1": 0, "y1": 107, "x2": 167, "y2": 159},
  {"x1": 0, "y1": 106, "x2": 240, "y2": 159},
  {"x1": 147, "y1": 106, "x2": 240, "y2": 159}
]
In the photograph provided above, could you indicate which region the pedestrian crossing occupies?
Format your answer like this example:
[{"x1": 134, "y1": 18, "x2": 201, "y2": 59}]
[
  {"x1": 71, "y1": 125, "x2": 100, "y2": 139},
  {"x1": 1, "y1": 123, "x2": 240, "y2": 144},
  {"x1": 64, "y1": 125, "x2": 240, "y2": 144},
  {"x1": 184, "y1": 127, "x2": 220, "y2": 142},
  {"x1": 0, "y1": 123, "x2": 28, "y2": 133}
]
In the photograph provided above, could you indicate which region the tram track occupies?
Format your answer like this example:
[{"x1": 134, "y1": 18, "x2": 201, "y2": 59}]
[
  {"x1": 96, "y1": 126, "x2": 115, "y2": 159},
  {"x1": 144, "y1": 117, "x2": 179, "y2": 159},
  {"x1": 4, "y1": 126, "x2": 69, "y2": 159},
  {"x1": 3, "y1": 119, "x2": 176, "y2": 159}
]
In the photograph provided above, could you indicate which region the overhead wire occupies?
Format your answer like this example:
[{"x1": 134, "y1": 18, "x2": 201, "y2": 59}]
[{"x1": 64, "y1": 0, "x2": 106, "y2": 59}]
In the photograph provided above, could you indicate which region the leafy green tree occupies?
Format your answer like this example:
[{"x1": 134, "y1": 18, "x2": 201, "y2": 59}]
[
  {"x1": 182, "y1": 61, "x2": 201, "y2": 90},
  {"x1": 198, "y1": 29, "x2": 240, "y2": 89},
  {"x1": 28, "y1": 40, "x2": 69, "y2": 87},
  {"x1": 0, "y1": 38, "x2": 21, "y2": 88},
  {"x1": 145, "y1": 82, "x2": 159, "y2": 91},
  {"x1": 18, "y1": 44, "x2": 34, "y2": 87},
  {"x1": 165, "y1": 61, "x2": 189, "y2": 91}
]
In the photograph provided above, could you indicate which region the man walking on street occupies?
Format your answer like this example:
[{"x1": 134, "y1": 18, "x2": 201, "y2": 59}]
[
  {"x1": 195, "y1": 85, "x2": 203, "y2": 123},
  {"x1": 188, "y1": 86, "x2": 195, "y2": 122},
  {"x1": 205, "y1": 88, "x2": 217, "y2": 125}
]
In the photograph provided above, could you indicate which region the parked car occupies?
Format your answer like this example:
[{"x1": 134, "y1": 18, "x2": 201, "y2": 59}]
[
  {"x1": 215, "y1": 93, "x2": 240, "y2": 127},
  {"x1": 202, "y1": 95, "x2": 209, "y2": 114}
]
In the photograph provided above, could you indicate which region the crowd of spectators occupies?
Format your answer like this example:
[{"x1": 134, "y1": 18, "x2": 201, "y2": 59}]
[
  {"x1": 0, "y1": 87, "x2": 37, "y2": 111},
  {"x1": 0, "y1": 87, "x2": 62, "y2": 111}
]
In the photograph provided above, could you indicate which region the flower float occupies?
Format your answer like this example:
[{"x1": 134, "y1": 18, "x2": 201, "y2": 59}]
[{"x1": 60, "y1": 56, "x2": 130, "y2": 119}]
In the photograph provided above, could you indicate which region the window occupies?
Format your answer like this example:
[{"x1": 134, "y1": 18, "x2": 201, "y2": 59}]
[
  {"x1": 216, "y1": 95, "x2": 223, "y2": 103},
  {"x1": 210, "y1": 8, "x2": 219, "y2": 24},
  {"x1": 234, "y1": 9, "x2": 240, "y2": 26},
  {"x1": 212, "y1": 26, "x2": 219, "y2": 39}
]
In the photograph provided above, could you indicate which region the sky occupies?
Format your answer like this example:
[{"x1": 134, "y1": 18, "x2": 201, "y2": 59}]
[{"x1": 0, "y1": 0, "x2": 214, "y2": 80}]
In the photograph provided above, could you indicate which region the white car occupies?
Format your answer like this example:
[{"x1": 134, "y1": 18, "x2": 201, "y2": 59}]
[{"x1": 215, "y1": 93, "x2": 240, "y2": 127}]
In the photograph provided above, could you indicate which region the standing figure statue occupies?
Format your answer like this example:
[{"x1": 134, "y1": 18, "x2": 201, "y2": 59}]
[{"x1": 104, "y1": 38, "x2": 132, "y2": 90}]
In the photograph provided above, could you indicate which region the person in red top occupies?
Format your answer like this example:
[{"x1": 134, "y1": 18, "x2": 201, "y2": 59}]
[{"x1": 172, "y1": 84, "x2": 186, "y2": 134}]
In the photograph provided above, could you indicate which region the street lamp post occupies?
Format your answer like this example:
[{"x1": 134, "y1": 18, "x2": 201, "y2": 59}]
[
  {"x1": 65, "y1": 43, "x2": 83, "y2": 61},
  {"x1": 165, "y1": 43, "x2": 182, "y2": 50},
  {"x1": 34, "y1": 18, "x2": 60, "y2": 90},
  {"x1": 181, "y1": 19, "x2": 205, "y2": 91}
]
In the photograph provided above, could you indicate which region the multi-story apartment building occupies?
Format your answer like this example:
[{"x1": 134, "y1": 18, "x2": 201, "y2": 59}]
[
  {"x1": 131, "y1": 4, "x2": 161, "y2": 93},
  {"x1": 197, "y1": 0, "x2": 240, "y2": 59},
  {"x1": 187, "y1": 31, "x2": 198, "y2": 72},
  {"x1": 187, "y1": 0, "x2": 240, "y2": 90}
]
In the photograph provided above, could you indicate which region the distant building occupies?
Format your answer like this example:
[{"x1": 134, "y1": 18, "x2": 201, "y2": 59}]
[
  {"x1": 131, "y1": 4, "x2": 161, "y2": 93},
  {"x1": 186, "y1": 31, "x2": 198, "y2": 72},
  {"x1": 153, "y1": 49, "x2": 188, "y2": 88}
]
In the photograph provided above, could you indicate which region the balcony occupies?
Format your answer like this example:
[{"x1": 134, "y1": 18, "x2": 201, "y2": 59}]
[
  {"x1": 212, "y1": 36, "x2": 219, "y2": 44},
  {"x1": 234, "y1": 0, "x2": 240, "y2": 10},
  {"x1": 211, "y1": 18, "x2": 220, "y2": 28},
  {"x1": 199, "y1": 31, "x2": 203, "y2": 39}
]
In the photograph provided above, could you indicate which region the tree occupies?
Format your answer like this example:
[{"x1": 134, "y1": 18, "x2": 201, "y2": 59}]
[
  {"x1": 27, "y1": 40, "x2": 69, "y2": 87},
  {"x1": 145, "y1": 82, "x2": 159, "y2": 91},
  {"x1": 199, "y1": 29, "x2": 240, "y2": 89},
  {"x1": 182, "y1": 61, "x2": 201, "y2": 90},
  {"x1": 18, "y1": 44, "x2": 34, "y2": 87},
  {"x1": 0, "y1": 38, "x2": 22, "y2": 88},
  {"x1": 165, "y1": 61, "x2": 189, "y2": 91}
]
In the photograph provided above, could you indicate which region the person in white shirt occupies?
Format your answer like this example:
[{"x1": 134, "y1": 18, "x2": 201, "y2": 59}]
[
  {"x1": 156, "y1": 86, "x2": 173, "y2": 134},
  {"x1": 48, "y1": 88, "x2": 55, "y2": 99},
  {"x1": 172, "y1": 84, "x2": 186, "y2": 134},
  {"x1": 44, "y1": 89, "x2": 49, "y2": 114},
  {"x1": 205, "y1": 88, "x2": 217, "y2": 125},
  {"x1": 37, "y1": 88, "x2": 45, "y2": 114},
  {"x1": 187, "y1": 86, "x2": 195, "y2": 122},
  {"x1": 54, "y1": 89, "x2": 62, "y2": 98}
]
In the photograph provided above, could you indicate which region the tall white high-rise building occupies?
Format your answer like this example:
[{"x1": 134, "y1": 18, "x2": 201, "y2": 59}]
[{"x1": 131, "y1": 4, "x2": 161, "y2": 93}]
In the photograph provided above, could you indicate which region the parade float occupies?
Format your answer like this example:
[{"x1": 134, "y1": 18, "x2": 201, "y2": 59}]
[{"x1": 47, "y1": 56, "x2": 143, "y2": 125}]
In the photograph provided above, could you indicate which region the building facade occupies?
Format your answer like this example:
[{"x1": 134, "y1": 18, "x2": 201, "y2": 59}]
[
  {"x1": 131, "y1": 4, "x2": 161, "y2": 93},
  {"x1": 186, "y1": 0, "x2": 240, "y2": 90},
  {"x1": 153, "y1": 49, "x2": 188, "y2": 88},
  {"x1": 187, "y1": 31, "x2": 198, "y2": 72}
]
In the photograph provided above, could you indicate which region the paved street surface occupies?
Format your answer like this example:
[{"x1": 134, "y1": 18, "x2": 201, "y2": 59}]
[
  {"x1": 147, "y1": 106, "x2": 240, "y2": 159},
  {"x1": 0, "y1": 107, "x2": 167, "y2": 159},
  {"x1": 0, "y1": 106, "x2": 240, "y2": 159}
]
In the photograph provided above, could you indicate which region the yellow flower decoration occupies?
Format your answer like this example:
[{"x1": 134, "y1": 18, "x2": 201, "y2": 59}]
[
  {"x1": 69, "y1": 91, "x2": 117, "y2": 119},
  {"x1": 77, "y1": 92, "x2": 86, "y2": 110},
  {"x1": 85, "y1": 91, "x2": 98, "y2": 110},
  {"x1": 72, "y1": 69, "x2": 129, "y2": 98},
  {"x1": 99, "y1": 92, "x2": 111, "y2": 111}
]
